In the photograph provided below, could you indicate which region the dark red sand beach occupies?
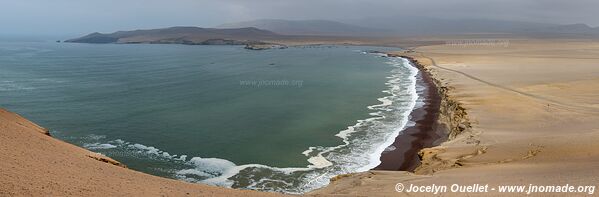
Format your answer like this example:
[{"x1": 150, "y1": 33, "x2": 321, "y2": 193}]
[{"x1": 375, "y1": 57, "x2": 445, "y2": 171}]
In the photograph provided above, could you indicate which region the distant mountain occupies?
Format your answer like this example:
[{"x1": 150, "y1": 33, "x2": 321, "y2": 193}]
[
  {"x1": 66, "y1": 26, "x2": 281, "y2": 44},
  {"x1": 218, "y1": 18, "x2": 599, "y2": 38},
  {"x1": 67, "y1": 20, "x2": 599, "y2": 46},
  {"x1": 343, "y1": 17, "x2": 556, "y2": 35},
  {"x1": 525, "y1": 23, "x2": 599, "y2": 35},
  {"x1": 343, "y1": 17, "x2": 599, "y2": 37},
  {"x1": 218, "y1": 19, "x2": 388, "y2": 36}
]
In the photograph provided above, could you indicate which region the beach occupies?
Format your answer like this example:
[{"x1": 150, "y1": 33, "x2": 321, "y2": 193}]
[
  {"x1": 2, "y1": 38, "x2": 599, "y2": 196},
  {"x1": 0, "y1": 108, "x2": 289, "y2": 196},
  {"x1": 374, "y1": 56, "x2": 445, "y2": 171},
  {"x1": 310, "y1": 38, "x2": 599, "y2": 196},
  {"x1": 0, "y1": 43, "x2": 420, "y2": 193},
  {"x1": 3, "y1": 0, "x2": 599, "y2": 195}
]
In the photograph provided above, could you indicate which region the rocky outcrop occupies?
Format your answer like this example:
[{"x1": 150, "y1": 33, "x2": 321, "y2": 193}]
[
  {"x1": 87, "y1": 153, "x2": 127, "y2": 168},
  {"x1": 435, "y1": 80, "x2": 471, "y2": 141},
  {"x1": 200, "y1": 39, "x2": 248, "y2": 45},
  {"x1": 386, "y1": 54, "x2": 473, "y2": 175},
  {"x1": 393, "y1": 55, "x2": 472, "y2": 141},
  {"x1": 65, "y1": 32, "x2": 119, "y2": 43},
  {"x1": 244, "y1": 43, "x2": 288, "y2": 50}
]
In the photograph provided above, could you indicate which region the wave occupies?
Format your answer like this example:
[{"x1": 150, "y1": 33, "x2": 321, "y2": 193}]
[
  {"x1": 0, "y1": 80, "x2": 36, "y2": 91},
  {"x1": 83, "y1": 143, "x2": 117, "y2": 150},
  {"x1": 78, "y1": 55, "x2": 421, "y2": 194},
  {"x1": 0, "y1": 78, "x2": 66, "y2": 92}
]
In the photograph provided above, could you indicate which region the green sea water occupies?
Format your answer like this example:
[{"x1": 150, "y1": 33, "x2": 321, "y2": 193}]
[{"x1": 0, "y1": 41, "x2": 419, "y2": 193}]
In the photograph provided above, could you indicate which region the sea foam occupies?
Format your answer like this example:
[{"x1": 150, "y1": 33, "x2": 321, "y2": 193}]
[{"x1": 79, "y1": 54, "x2": 421, "y2": 194}]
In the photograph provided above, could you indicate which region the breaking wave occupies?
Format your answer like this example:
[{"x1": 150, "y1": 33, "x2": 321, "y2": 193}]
[{"x1": 78, "y1": 55, "x2": 420, "y2": 194}]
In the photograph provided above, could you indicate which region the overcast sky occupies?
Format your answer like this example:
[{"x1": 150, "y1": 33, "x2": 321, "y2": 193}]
[{"x1": 1, "y1": 0, "x2": 597, "y2": 37}]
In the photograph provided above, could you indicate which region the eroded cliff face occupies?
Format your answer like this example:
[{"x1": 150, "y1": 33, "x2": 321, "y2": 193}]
[
  {"x1": 308, "y1": 54, "x2": 476, "y2": 196},
  {"x1": 399, "y1": 56, "x2": 472, "y2": 141},
  {"x1": 385, "y1": 55, "x2": 475, "y2": 175}
]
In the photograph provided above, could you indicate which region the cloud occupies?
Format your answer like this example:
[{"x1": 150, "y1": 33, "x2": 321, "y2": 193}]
[{"x1": 0, "y1": 0, "x2": 597, "y2": 36}]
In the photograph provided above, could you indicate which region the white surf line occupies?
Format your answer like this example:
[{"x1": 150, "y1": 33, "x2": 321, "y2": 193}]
[
  {"x1": 82, "y1": 52, "x2": 421, "y2": 194},
  {"x1": 176, "y1": 54, "x2": 422, "y2": 193}
]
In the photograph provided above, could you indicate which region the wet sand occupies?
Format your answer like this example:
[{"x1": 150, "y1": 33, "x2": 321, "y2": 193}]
[
  {"x1": 311, "y1": 38, "x2": 599, "y2": 196},
  {"x1": 375, "y1": 57, "x2": 445, "y2": 171},
  {"x1": 4, "y1": 38, "x2": 599, "y2": 196}
]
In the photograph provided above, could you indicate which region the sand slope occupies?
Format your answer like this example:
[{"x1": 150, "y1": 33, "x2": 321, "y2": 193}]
[
  {"x1": 0, "y1": 108, "x2": 287, "y2": 196},
  {"x1": 3, "y1": 38, "x2": 598, "y2": 196},
  {"x1": 311, "y1": 39, "x2": 599, "y2": 196}
]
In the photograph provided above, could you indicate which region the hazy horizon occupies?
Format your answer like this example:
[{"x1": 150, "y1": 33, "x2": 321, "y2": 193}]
[{"x1": 2, "y1": 0, "x2": 599, "y2": 38}]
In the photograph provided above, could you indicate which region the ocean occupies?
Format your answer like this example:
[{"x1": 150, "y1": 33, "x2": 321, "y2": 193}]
[{"x1": 0, "y1": 41, "x2": 419, "y2": 193}]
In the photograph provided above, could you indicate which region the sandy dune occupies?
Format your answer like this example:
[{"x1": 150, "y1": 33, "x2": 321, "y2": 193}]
[
  {"x1": 2, "y1": 38, "x2": 599, "y2": 196},
  {"x1": 0, "y1": 108, "x2": 287, "y2": 196},
  {"x1": 311, "y1": 39, "x2": 599, "y2": 196}
]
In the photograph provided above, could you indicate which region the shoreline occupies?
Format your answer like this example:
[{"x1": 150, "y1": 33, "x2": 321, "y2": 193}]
[
  {"x1": 387, "y1": 55, "x2": 472, "y2": 174},
  {"x1": 0, "y1": 108, "x2": 287, "y2": 196},
  {"x1": 6, "y1": 39, "x2": 599, "y2": 196},
  {"x1": 374, "y1": 55, "x2": 446, "y2": 171},
  {"x1": 0, "y1": 46, "x2": 432, "y2": 195},
  {"x1": 312, "y1": 39, "x2": 599, "y2": 196},
  {"x1": 309, "y1": 51, "x2": 473, "y2": 195}
]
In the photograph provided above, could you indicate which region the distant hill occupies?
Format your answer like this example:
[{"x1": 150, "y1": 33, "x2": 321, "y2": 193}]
[
  {"x1": 218, "y1": 19, "x2": 388, "y2": 36},
  {"x1": 67, "y1": 20, "x2": 599, "y2": 46},
  {"x1": 343, "y1": 17, "x2": 556, "y2": 35},
  {"x1": 343, "y1": 17, "x2": 599, "y2": 37},
  {"x1": 525, "y1": 23, "x2": 599, "y2": 35},
  {"x1": 66, "y1": 26, "x2": 281, "y2": 44},
  {"x1": 218, "y1": 18, "x2": 599, "y2": 38}
]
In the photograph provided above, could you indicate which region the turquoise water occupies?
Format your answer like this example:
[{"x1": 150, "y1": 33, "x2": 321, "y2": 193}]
[{"x1": 0, "y1": 41, "x2": 418, "y2": 193}]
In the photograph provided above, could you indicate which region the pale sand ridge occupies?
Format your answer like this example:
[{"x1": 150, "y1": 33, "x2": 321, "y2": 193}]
[
  {"x1": 0, "y1": 108, "x2": 288, "y2": 196},
  {"x1": 2, "y1": 38, "x2": 599, "y2": 196}
]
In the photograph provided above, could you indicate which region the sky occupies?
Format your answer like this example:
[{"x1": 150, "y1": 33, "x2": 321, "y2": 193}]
[{"x1": 1, "y1": 0, "x2": 598, "y2": 37}]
